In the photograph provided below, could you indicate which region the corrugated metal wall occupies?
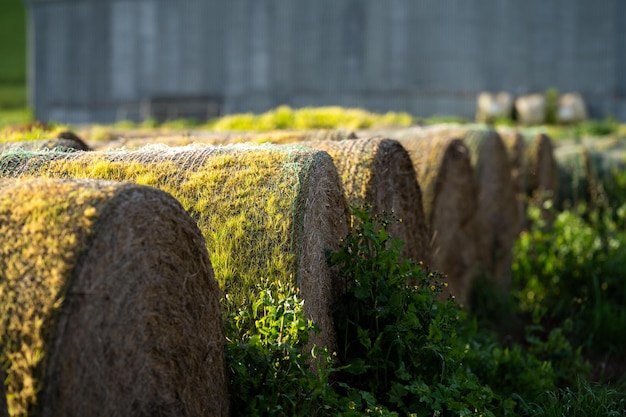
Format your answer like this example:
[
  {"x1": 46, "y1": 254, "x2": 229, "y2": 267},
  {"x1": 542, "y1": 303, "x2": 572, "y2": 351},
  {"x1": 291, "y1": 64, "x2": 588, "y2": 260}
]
[{"x1": 27, "y1": 0, "x2": 626, "y2": 123}]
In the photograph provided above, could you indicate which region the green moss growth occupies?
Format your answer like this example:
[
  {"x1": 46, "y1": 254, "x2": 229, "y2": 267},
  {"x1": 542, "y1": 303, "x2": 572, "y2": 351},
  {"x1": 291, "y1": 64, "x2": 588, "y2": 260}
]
[
  {"x1": 0, "y1": 179, "x2": 116, "y2": 416},
  {"x1": 0, "y1": 146, "x2": 329, "y2": 314}
]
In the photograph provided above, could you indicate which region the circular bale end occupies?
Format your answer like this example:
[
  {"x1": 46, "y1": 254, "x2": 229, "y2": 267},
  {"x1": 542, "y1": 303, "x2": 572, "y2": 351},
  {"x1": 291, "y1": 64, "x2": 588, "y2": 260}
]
[
  {"x1": 0, "y1": 178, "x2": 227, "y2": 417},
  {"x1": 301, "y1": 137, "x2": 431, "y2": 265},
  {"x1": 394, "y1": 132, "x2": 481, "y2": 306}
]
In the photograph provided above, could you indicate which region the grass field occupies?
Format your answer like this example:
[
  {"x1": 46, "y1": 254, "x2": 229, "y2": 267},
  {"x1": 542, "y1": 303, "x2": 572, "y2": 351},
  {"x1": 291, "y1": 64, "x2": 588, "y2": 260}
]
[{"x1": 0, "y1": 0, "x2": 27, "y2": 108}]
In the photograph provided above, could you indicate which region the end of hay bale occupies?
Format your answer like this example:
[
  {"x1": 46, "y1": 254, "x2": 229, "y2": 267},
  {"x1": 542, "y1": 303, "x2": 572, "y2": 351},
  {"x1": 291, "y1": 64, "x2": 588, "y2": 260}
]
[
  {"x1": 301, "y1": 137, "x2": 431, "y2": 266},
  {"x1": 394, "y1": 131, "x2": 481, "y2": 306},
  {"x1": 0, "y1": 178, "x2": 228, "y2": 417}
]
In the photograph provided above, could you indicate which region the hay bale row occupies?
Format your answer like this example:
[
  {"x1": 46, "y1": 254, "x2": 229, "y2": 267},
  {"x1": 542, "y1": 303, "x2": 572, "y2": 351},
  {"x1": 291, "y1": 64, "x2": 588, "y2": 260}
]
[
  {"x1": 90, "y1": 129, "x2": 355, "y2": 150},
  {"x1": 0, "y1": 144, "x2": 350, "y2": 351},
  {"x1": 0, "y1": 178, "x2": 227, "y2": 417},
  {"x1": 385, "y1": 130, "x2": 481, "y2": 305},
  {"x1": 299, "y1": 137, "x2": 431, "y2": 265},
  {"x1": 453, "y1": 126, "x2": 519, "y2": 287}
]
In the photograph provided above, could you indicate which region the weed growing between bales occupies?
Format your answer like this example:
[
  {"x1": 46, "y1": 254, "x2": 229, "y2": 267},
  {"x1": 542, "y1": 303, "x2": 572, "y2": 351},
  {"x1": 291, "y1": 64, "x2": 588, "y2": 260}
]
[{"x1": 225, "y1": 207, "x2": 617, "y2": 416}]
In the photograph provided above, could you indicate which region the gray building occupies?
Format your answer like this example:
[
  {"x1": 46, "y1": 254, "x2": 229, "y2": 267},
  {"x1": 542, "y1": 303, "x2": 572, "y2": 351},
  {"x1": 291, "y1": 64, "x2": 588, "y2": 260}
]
[{"x1": 26, "y1": 0, "x2": 626, "y2": 124}]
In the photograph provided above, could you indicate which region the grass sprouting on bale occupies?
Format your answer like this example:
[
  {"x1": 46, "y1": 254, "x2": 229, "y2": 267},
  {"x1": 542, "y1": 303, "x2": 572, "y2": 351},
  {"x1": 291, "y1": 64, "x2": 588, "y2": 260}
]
[
  {"x1": 0, "y1": 178, "x2": 118, "y2": 416},
  {"x1": 0, "y1": 144, "x2": 350, "y2": 350},
  {"x1": 0, "y1": 123, "x2": 72, "y2": 143},
  {"x1": 0, "y1": 177, "x2": 228, "y2": 417},
  {"x1": 300, "y1": 137, "x2": 431, "y2": 265}
]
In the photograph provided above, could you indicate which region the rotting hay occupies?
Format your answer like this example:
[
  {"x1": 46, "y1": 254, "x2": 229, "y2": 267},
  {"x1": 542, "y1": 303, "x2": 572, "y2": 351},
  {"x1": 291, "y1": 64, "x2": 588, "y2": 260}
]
[
  {"x1": 299, "y1": 137, "x2": 431, "y2": 265},
  {"x1": 375, "y1": 129, "x2": 481, "y2": 306},
  {"x1": 0, "y1": 177, "x2": 227, "y2": 417},
  {"x1": 90, "y1": 129, "x2": 355, "y2": 150},
  {"x1": 553, "y1": 144, "x2": 596, "y2": 209},
  {"x1": 0, "y1": 144, "x2": 350, "y2": 352}
]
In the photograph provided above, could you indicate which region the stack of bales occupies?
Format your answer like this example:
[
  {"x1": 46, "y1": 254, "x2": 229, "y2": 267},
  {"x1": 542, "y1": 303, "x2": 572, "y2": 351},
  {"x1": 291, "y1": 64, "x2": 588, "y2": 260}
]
[
  {"x1": 0, "y1": 178, "x2": 227, "y2": 416},
  {"x1": 433, "y1": 126, "x2": 519, "y2": 288},
  {"x1": 358, "y1": 127, "x2": 481, "y2": 305},
  {"x1": 300, "y1": 137, "x2": 431, "y2": 265},
  {"x1": 378, "y1": 125, "x2": 520, "y2": 289},
  {"x1": 0, "y1": 144, "x2": 350, "y2": 351}
]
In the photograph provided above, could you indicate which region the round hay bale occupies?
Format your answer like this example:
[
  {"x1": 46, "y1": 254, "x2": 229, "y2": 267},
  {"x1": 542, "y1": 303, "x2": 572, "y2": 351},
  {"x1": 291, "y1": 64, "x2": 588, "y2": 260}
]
[
  {"x1": 392, "y1": 130, "x2": 481, "y2": 306},
  {"x1": 91, "y1": 129, "x2": 355, "y2": 150},
  {"x1": 300, "y1": 137, "x2": 431, "y2": 265},
  {"x1": 0, "y1": 145, "x2": 350, "y2": 352},
  {"x1": 441, "y1": 127, "x2": 518, "y2": 288},
  {"x1": 0, "y1": 178, "x2": 227, "y2": 417},
  {"x1": 522, "y1": 132, "x2": 558, "y2": 202},
  {"x1": 497, "y1": 128, "x2": 528, "y2": 234},
  {"x1": 553, "y1": 144, "x2": 595, "y2": 209}
]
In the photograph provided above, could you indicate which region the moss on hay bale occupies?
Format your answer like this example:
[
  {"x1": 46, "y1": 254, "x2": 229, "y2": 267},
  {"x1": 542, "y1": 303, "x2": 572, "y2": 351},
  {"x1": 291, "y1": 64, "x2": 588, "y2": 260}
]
[
  {"x1": 0, "y1": 144, "x2": 350, "y2": 351},
  {"x1": 300, "y1": 137, "x2": 431, "y2": 265},
  {"x1": 389, "y1": 131, "x2": 481, "y2": 306},
  {"x1": 0, "y1": 177, "x2": 227, "y2": 417}
]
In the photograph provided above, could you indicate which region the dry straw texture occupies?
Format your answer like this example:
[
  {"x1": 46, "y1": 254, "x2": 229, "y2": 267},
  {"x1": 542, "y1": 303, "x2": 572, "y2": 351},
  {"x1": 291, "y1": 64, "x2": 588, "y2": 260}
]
[
  {"x1": 522, "y1": 132, "x2": 558, "y2": 201},
  {"x1": 497, "y1": 128, "x2": 527, "y2": 234},
  {"x1": 300, "y1": 137, "x2": 431, "y2": 265},
  {"x1": 438, "y1": 126, "x2": 518, "y2": 288},
  {"x1": 90, "y1": 129, "x2": 355, "y2": 150},
  {"x1": 0, "y1": 178, "x2": 227, "y2": 417},
  {"x1": 372, "y1": 127, "x2": 481, "y2": 305},
  {"x1": 0, "y1": 144, "x2": 350, "y2": 351}
]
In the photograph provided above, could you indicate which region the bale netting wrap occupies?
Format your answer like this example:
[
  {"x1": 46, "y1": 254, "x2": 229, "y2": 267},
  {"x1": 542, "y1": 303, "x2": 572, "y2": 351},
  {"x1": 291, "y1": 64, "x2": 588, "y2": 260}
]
[
  {"x1": 0, "y1": 145, "x2": 350, "y2": 351},
  {"x1": 553, "y1": 144, "x2": 595, "y2": 210},
  {"x1": 393, "y1": 133, "x2": 480, "y2": 306},
  {"x1": 0, "y1": 177, "x2": 227, "y2": 417},
  {"x1": 300, "y1": 137, "x2": 431, "y2": 265},
  {"x1": 0, "y1": 138, "x2": 90, "y2": 153}
]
